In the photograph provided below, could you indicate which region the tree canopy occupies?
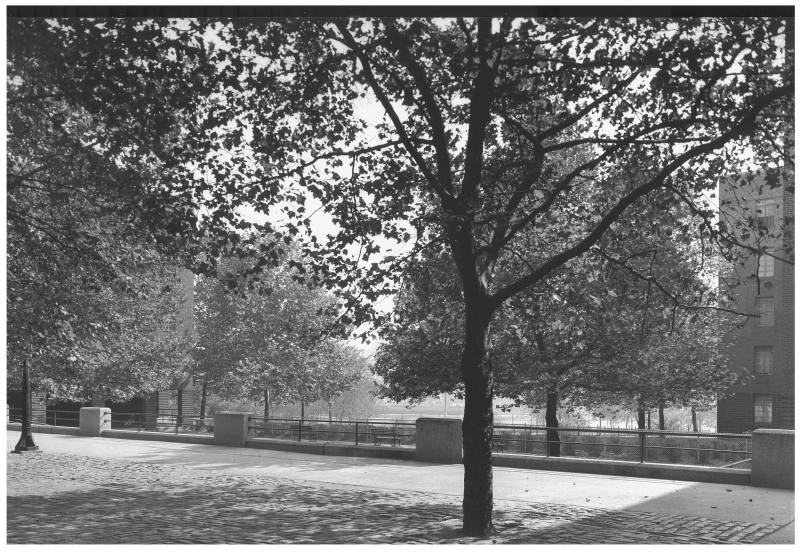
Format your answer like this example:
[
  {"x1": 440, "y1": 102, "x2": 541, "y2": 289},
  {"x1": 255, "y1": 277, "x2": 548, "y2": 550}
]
[
  {"x1": 7, "y1": 21, "x2": 194, "y2": 399},
  {"x1": 194, "y1": 256, "x2": 366, "y2": 416},
  {"x1": 8, "y1": 14, "x2": 792, "y2": 535}
]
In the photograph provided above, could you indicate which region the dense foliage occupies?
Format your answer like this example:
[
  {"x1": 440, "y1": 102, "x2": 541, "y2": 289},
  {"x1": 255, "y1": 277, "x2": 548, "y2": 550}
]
[{"x1": 7, "y1": 15, "x2": 792, "y2": 534}]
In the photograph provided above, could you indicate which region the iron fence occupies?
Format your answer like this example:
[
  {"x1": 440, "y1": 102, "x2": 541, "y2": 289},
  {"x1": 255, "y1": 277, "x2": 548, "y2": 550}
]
[
  {"x1": 8, "y1": 408, "x2": 83, "y2": 428},
  {"x1": 6, "y1": 407, "x2": 753, "y2": 469},
  {"x1": 46, "y1": 409, "x2": 81, "y2": 427},
  {"x1": 108, "y1": 411, "x2": 215, "y2": 434},
  {"x1": 248, "y1": 417, "x2": 417, "y2": 447},
  {"x1": 8, "y1": 407, "x2": 23, "y2": 423},
  {"x1": 492, "y1": 425, "x2": 751, "y2": 468}
]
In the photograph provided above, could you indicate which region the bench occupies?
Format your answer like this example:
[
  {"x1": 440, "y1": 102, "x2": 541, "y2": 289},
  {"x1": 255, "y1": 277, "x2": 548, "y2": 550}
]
[
  {"x1": 371, "y1": 426, "x2": 398, "y2": 446},
  {"x1": 289, "y1": 424, "x2": 314, "y2": 440},
  {"x1": 492, "y1": 435, "x2": 504, "y2": 453}
]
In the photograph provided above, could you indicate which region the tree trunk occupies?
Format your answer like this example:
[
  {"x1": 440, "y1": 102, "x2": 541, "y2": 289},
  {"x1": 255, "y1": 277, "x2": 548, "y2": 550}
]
[
  {"x1": 177, "y1": 387, "x2": 183, "y2": 428},
  {"x1": 199, "y1": 379, "x2": 208, "y2": 427},
  {"x1": 328, "y1": 401, "x2": 333, "y2": 422},
  {"x1": 647, "y1": 409, "x2": 651, "y2": 430},
  {"x1": 545, "y1": 387, "x2": 560, "y2": 457},
  {"x1": 300, "y1": 400, "x2": 305, "y2": 423},
  {"x1": 460, "y1": 304, "x2": 494, "y2": 536},
  {"x1": 658, "y1": 404, "x2": 665, "y2": 431},
  {"x1": 637, "y1": 407, "x2": 646, "y2": 430},
  {"x1": 691, "y1": 406, "x2": 698, "y2": 432},
  {"x1": 264, "y1": 388, "x2": 270, "y2": 420}
]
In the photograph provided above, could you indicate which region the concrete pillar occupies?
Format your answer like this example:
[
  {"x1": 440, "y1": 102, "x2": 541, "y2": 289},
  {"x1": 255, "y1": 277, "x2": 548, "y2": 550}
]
[
  {"x1": 751, "y1": 429, "x2": 794, "y2": 489},
  {"x1": 79, "y1": 407, "x2": 111, "y2": 436},
  {"x1": 415, "y1": 417, "x2": 462, "y2": 463},
  {"x1": 213, "y1": 412, "x2": 251, "y2": 447}
]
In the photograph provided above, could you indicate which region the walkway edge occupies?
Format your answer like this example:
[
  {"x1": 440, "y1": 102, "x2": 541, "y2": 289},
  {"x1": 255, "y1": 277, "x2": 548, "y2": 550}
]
[
  {"x1": 493, "y1": 453, "x2": 751, "y2": 486},
  {"x1": 5, "y1": 423, "x2": 751, "y2": 485}
]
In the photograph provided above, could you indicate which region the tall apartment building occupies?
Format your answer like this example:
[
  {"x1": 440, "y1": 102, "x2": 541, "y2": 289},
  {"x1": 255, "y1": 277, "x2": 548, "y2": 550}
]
[{"x1": 716, "y1": 169, "x2": 794, "y2": 433}]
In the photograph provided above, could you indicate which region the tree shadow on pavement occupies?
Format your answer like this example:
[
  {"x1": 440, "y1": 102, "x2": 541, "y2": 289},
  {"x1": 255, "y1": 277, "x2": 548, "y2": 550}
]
[{"x1": 8, "y1": 477, "x2": 470, "y2": 544}]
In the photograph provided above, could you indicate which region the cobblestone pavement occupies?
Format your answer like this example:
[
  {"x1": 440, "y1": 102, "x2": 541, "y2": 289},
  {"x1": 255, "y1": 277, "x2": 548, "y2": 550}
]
[{"x1": 7, "y1": 451, "x2": 783, "y2": 544}]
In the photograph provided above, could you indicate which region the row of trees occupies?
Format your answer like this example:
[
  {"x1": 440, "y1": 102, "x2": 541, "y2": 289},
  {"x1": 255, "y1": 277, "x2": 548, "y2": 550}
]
[
  {"x1": 7, "y1": 17, "x2": 368, "y2": 411},
  {"x1": 7, "y1": 14, "x2": 792, "y2": 536},
  {"x1": 193, "y1": 255, "x2": 369, "y2": 424}
]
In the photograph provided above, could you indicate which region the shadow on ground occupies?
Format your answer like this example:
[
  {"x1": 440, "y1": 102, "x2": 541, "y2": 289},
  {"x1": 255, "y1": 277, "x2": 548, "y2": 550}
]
[
  {"x1": 8, "y1": 476, "x2": 468, "y2": 544},
  {"x1": 7, "y1": 448, "x2": 790, "y2": 544}
]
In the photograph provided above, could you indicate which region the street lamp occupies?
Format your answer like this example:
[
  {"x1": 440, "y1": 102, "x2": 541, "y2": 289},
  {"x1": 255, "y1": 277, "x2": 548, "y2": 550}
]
[{"x1": 12, "y1": 358, "x2": 40, "y2": 453}]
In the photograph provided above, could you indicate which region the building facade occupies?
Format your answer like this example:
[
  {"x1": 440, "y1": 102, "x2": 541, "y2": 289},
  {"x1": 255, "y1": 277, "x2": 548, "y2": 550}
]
[{"x1": 717, "y1": 169, "x2": 794, "y2": 433}]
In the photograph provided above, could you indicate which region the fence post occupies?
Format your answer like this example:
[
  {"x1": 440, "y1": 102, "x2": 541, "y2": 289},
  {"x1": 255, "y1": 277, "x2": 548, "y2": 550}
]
[
  {"x1": 546, "y1": 427, "x2": 550, "y2": 457},
  {"x1": 639, "y1": 430, "x2": 647, "y2": 463},
  {"x1": 696, "y1": 434, "x2": 700, "y2": 465},
  {"x1": 79, "y1": 407, "x2": 111, "y2": 436},
  {"x1": 213, "y1": 412, "x2": 250, "y2": 447}
]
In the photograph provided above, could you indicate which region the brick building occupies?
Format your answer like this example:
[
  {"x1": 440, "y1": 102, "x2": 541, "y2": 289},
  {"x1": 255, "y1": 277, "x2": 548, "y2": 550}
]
[{"x1": 716, "y1": 169, "x2": 794, "y2": 433}]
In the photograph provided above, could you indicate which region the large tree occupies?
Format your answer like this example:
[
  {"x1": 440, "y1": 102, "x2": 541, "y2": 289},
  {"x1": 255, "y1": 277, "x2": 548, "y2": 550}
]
[
  {"x1": 14, "y1": 14, "x2": 792, "y2": 535},
  {"x1": 7, "y1": 21, "x2": 193, "y2": 399}
]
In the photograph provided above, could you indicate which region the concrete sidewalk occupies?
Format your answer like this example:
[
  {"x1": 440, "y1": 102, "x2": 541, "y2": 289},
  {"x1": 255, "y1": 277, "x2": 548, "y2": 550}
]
[{"x1": 6, "y1": 431, "x2": 795, "y2": 544}]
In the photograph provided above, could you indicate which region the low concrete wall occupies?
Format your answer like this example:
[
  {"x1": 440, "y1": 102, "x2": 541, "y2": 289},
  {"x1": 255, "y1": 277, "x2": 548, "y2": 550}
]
[
  {"x1": 7, "y1": 422, "x2": 80, "y2": 436},
  {"x1": 751, "y1": 429, "x2": 794, "y2": 489},
  {"x1": 213, "y1": 412, "x2": 251, "y2": 447},
  {"x1": 79, "y1": 407, "x2": 110, "y2": 436},
  {"x1": 416, "y1": 417, "x2": 462, "y2": 463},
  {"x1": 493, "y1": 453, "x2": 751, "y2": 486},
  {"x1": 102, "y1": 429, "x2": 214, "y2": 445},
  {"x1": 246, "y1": 437, "x2": 416, "y2": 461}
]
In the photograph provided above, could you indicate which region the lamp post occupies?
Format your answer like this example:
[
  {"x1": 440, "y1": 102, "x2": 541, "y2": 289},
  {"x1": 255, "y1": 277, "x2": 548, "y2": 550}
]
[{"x1": 12, "y1": 358, "x2": 40, "y2": 453}]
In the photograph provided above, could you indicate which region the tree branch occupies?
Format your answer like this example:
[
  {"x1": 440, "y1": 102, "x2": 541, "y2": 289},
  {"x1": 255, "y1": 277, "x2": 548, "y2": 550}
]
[
  {"x1": 383, "y1": 20, "x2": 453, "y2": 193},
  {"x1": 334, "y1": 22, "x2": 454, "y2": 206},
  {"x1": 490, "y1": 83, "x2": 793, "y2": 308}
]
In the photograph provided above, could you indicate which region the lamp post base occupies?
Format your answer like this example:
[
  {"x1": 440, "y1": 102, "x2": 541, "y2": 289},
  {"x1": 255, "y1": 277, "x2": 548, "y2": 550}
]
[{"x1": 12, "y1": 433, "x2": 40, "y2": 453}]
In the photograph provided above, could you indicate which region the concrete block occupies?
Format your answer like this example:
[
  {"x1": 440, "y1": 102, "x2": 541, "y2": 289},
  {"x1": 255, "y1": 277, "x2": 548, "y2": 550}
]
[
  {"x1": 213, "y1": 412, "x2": 250, "y2": 447},
  {"x1": 751, "y1": 428, "x2": 794, "y2": 489},
  {"x1": 79, "y1": 407, "x2": 111, "y2": 436},
  {"x1": 416, "y1": 417, "x2": 462, "y2": 463}
]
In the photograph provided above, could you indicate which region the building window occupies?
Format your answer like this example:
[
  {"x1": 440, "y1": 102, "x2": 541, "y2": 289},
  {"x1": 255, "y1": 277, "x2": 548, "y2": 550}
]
[
  {"x1": 757, "y1": 253, "x2": 774, "y2": 278},
  {"x1": 754, "y1": 395, "x2": 773, "y2": 424},
  {"x1": 754, "y1": 346, "x2": 773, "y2": 375},
  {"x1": 756, "y1": 199, "x2": 777, "y2": 231},
  {"x1": 756, "y1": 298, "x2": 774, "y2": 326}
]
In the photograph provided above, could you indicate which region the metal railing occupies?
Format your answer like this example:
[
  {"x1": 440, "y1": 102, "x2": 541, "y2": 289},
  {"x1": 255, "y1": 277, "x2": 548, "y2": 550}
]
[
  {"x1": 491, "y1": 424, "x2": 751, "y2": 468},
  {"x1": 6, "y1": 408, "x2": 752, "y2": 469},
  {"x1": 108, "y1": 411, "x2": 215, "y2": 434},
  {"x1": 8, "y1": 408, "x2": 81, "y2": 428},
  {"x1": 248, "y1": 417, "x2": 417, "y2": 447}
]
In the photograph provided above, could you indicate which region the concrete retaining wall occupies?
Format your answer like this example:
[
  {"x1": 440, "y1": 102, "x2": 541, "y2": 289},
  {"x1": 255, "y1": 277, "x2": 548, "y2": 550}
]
[
  {"x1": 416, "y1": 417, "x2": 462, "y2": 463},
  {"x1": 213, "y1": 412, "x2": 250, "y2": 447},
  {"x1": 751, "y1": 429, "x2": 794, "y2": 489},
  {"x1": 7, "y1": 422, "x2": 80, "y2": 436},
  {"x1": 102, "y1": 429, "x2": 214, "y2": 445},
  {"x1": 79, "y1": 407, "x2": 110, "y2": 436},
  {"x1": 12, "y1": 411, "x2": 789, "y2": 489},
  {"x1": 493, "y1": 453, "x2": 751, "y2": 486},
  {"x1": 246, "y1": 437, "x2": 416, "y2": 460}
]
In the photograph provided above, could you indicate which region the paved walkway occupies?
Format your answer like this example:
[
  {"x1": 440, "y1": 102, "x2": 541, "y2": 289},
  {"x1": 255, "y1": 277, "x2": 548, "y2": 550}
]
[{"x1": 6, "y1": 431, "x2": 795, "y2": 544}]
